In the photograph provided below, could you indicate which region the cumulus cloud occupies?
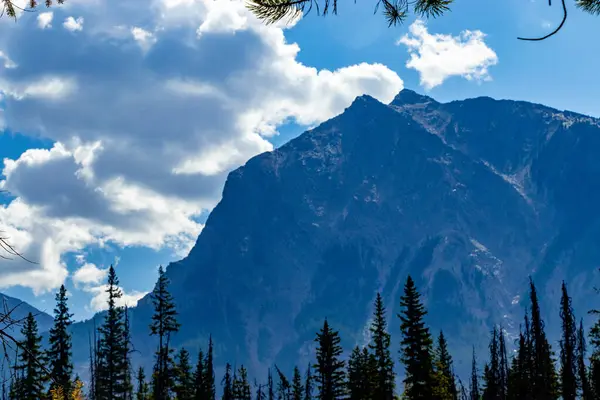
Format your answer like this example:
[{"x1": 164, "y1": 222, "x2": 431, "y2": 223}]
[
  {"x1": 37, "y1": 12, "x2": 54, "y2": 29},
  {"x1": 63, "y1": 16, "x2": 84, "y2": 32},
  {"x1": 72, "y1": 263, "x2": 108, "y2": 286},
  {"x1": 86, "y1": 284, "x2": 147, "y2": 312},
  {"x1": 0, "y1": 0, "x2": 403, "y2": 295},
  {"x1": 397, "y1": 20, "x2": 498, "y2": 90}
]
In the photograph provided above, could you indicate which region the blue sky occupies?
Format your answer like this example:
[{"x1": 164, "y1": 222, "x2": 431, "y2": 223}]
[{"x1": 0, "y1": 0, "x2": 597, "y2": 320}]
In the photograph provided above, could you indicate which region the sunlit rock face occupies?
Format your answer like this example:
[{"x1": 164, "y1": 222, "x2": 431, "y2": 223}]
[{"x1": 70, "y1": 89, "x2": 600, "y2": 381}]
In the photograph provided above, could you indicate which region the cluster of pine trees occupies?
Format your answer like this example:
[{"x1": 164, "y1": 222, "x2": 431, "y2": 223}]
[{"x1": 5, "y1": 264, "x2": 600, "y2": 400}]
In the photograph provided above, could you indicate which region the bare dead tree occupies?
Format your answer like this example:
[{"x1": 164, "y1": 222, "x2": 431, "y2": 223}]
[
  {"x1": 0, "y1": 191, "x2": 36, "y2": 264},
  {"x1": 0, "y1": 297, "x2": 55, "y2": 387}
]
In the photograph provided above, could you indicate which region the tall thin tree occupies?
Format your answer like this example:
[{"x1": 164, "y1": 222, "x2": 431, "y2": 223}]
[
  {"x1": 398, "y1": 276, "x2": 435, "y2": 399},
  {"x1": 47, "y1": 284, "x2": 74, "y2": 399},
  {"x1": 150, "y1": 265, "x2": 181, "y2": 400},
  {"x1": 313, "y1": 319, "x2": 346, "y2": 400},
  {"x1": 368, "y1": 293, "x2": 395, "y2": 400}
]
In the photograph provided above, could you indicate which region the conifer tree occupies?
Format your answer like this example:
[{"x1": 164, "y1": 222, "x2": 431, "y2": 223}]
[
  {"x1": 123, "y1": 307, "x2": 134, "y2": 400},
  {"x1": 559, "y1": 281, "x2": 577, "y2": 400},
  {"x1": 232, "y1": 368, "x2": 241, "y2": 399},
  {"x1": 507, "y1": 320, "x2": 532, "y2": 400},
  {"x1": 222, "y1": 363, "x2": 233, "y2": 400},
  {"x1": 136, "y1": 367, "x2": 149, "y2": 400},
  {"x1": 313, "y1": 319, "x2": 346, "y2": 400},
  {"x1": 238, "y1": 366, "x2": 251, "y2": 400},
  {"x1": 292, "y1": 367, "x2": 304, "y2": 400},
  {"x1": 47, "y1": 284, "x2": 74, "y2": 399},
  {"x1": 203, "y1": 337, "x2": 216, "y2": 400},
  {"x1": 482, "y1": 327, "x2": 500, "y2": 400},
  {"x1": 150, "y1": 265, "x2": 181, "y2": 400},
  {"x1": 528, "y1": 278, "x2": 559, "y2": 399},
  {"x1": 398, "y1": 276, "x2": 434, "y2": 399},
  {"x1": 255, "y1": 382, "x2": 265, "y2": 400},
  {"x1": 433, "y1": 331, "x2": 457, "y2": 400},
  {"x1": 267, "y1": 368, "x2": 275, "y2": 400},
  {"x1": 576, "y1": 319, "x2": 591, "y2": 399},
  {"x1": 348, "y1": 346, "x2": 370, "y2": 400},
  {"x1": 96, "y1": 265, "x2": 129, "y2": 400},
  {"x1": 589, "y1": 298, "x2": 600, "y2": 397},
  {"x1": 469, "y1": 348, "x2": 480, "y2": 400},
  {"x1": 16, "y1": 312, "x2": 46, "y2": 400},
  {"x1": 304, "y1": 364, "x2": 313, "y2": 400},
  {"x1": 174, "y1": 348, "x2": 194, "y2": 400},
  {"x1": 194, "y1": 349, "x2": 204, "y2": 399},
  {"x1": 88, "y1": 324, "x2": 100, "y2": 400},
  {"x1": 276, "y1": 365, "x2": 291, "y2": 400},
  {"x1": 497, "y1": 326, "x2": 508, "y2": 400},
  {"x1": 368, "y1": 293, "x2": 395, "y2": 400}
]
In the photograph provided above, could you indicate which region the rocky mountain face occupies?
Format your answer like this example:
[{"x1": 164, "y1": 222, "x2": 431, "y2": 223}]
[
  {"x1": 0, "y1": 293, "x2": 54, "y2": 334},
  {"x1": 71, "y1": 89, "x2": 600, "y2": 380}
]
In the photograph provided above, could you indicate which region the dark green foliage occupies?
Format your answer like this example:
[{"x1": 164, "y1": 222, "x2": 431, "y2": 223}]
[
  {"x1": 136, "y1": 367, "x2": 149, "y2": 400},
  {"x1": 507, "y1": 321, "x2": 532, "y2": 400},
  {"x1": 96, "y1": 265, "x2": 130, "y2": 400},
  {"x1": 194, "y1": 349, "x2": 204, "y2": 399},
  {"x1": 123, "y1": 307, "x2": 134, "y2": 400},
  {"x1": 204, "y1": 337, "x2": 216, "y2": 400},
  {"x1": 433, "y1": 331, "x2": 458, "y2": 400},
  {"x1": 275, "y1": 365, "x2": 291, "y2": 400},
  {"x1": 245, "y1": 0, "x2": 454, "y2": 29},
  {"x1": 498, "y1": 327, "x2": 508, "y2": 400},
  {"x1": 576, "y1": 319, "x2": 591, "y2": 399},
  {"x1": 47, "y1": 285, "x2": 74, "y2": 399},
  {"x1": 267, "y1": 368, "x2": 275, "y2": 400},
  {"x1": 559, "y1": 282, "x2": 577, "y2": 400},
  {"x1": 347, "y1": 346, "x2": 375, "y2": 400},
  {"x1": 255, "y1": 382, "x2": 265, "y2": 400},
  {"x1": 398, "y1": 276, "x2": 434, "y2": 399},
  {"x1": 174, "y1": 348, "x2": 195, "y2": 400},
  {"x1": 237, "y1": 366, "x2": 251, "y2": 400},
  {"x1": 528, "y1": 278, "x2": 559, "y2": 399},
  {"x1": 15, "y1": 312, "x2": 46, "y2": 400},
  {"x1": 313, "y1": 319, "x2": 346, "y2": 400},
  {"x1": 292, "y1": 367, "x2": 304, "y2": 400},
  {"x1": 589, "y1": 294, "x2": 600, "y2": 397},
  {"x1": 222, "y1": 363, "x2": 233, "y2": 400},
  {"x1": 150, "y1": 265, "x2": 180, "y2": 400},
  {"x1": 304, "y1": 364, "x2": 313, "y2": 400},
  {"x1": 368, "y1": 293, "x2": 395, "y2": 400},
  {"x1": 482, "y1": 327, "x2": 500, "y2": 399},
  {"x1": 469, "y1": 348, "x2": 479, "y2": 400}
]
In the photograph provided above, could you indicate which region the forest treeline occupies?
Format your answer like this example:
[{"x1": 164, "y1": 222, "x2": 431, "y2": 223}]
[{"x1": 5, "y1": 264, "x2": 600, "y2": 400}]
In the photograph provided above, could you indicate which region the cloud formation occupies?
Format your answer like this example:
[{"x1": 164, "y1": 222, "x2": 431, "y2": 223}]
[
  {"x1": 397, "y1": 20, "x2": 498, "y2": 90},
  {"x1": 0, "y1": 0, "x2": 403, "y2": 295}
]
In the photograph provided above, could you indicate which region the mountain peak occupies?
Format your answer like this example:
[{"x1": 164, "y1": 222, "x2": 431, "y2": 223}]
[{"x1": 390, "y1": 88, "x2": 436, "y2": 106}]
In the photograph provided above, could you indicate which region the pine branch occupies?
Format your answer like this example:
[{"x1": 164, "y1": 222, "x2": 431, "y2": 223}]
[
  {"x1": 1, "y1": 0, "x2": 64, "y2": 20},
  {"x1": 576, "y1": 0, "x2": 600, "y2": 14}
]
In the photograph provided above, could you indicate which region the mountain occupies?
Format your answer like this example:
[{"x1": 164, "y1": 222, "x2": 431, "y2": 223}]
[
  {"x1": 0, "y1": 293, "x2": 54, "y2": 334},
  {"x1": 71, "y1": 89, "x2": 600, "y2": 381}
]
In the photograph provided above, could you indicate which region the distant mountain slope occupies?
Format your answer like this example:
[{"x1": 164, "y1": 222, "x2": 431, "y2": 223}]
[
  {"x1": 70, "y1": 89, "x2": 600, "y2": 380},
  {"x1": 0, "y1": 293, "x2": 53, "y2": 334}
]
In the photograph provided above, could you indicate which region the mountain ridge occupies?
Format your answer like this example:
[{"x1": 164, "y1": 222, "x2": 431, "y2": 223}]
[{"x1": 66, "y1": 88, "x2": 600, "y2": 381}]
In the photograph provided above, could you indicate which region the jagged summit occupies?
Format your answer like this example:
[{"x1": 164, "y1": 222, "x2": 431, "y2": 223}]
[{"x1": 389, "y1": 88, "x2": 436, "y2": 106}]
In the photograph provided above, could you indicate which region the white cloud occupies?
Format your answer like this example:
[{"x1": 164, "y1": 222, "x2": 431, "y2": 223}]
[
  {"x1": 72, "y1": 262, "x2": 108, "y2": 286},
  {"x1": 86, "y1": 284, "x2": 148, "y2": 312},
  {"x1": 0, "y1": 0, "x2": 403, "y2": 295},
  {"x1": 37, "y1": 12, "x2": 54, "y2": 29},
  {"x1": 397, "y1": 20, "x2": 498, "y2": 90},
  {"x1": 131, "y1": 27, "x2": 157, "y2": 52},
  {"x1": 63, "y1": 16, "x2": 84, "y2": 32}
]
